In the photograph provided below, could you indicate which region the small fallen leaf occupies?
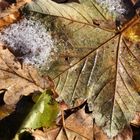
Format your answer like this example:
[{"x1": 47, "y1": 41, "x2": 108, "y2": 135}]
[
  {"x1": 0, "y1": 104, "x2": 14, "y2": 119},
  {"x1": 0, "y1": 0, "x2": 31, "y2": 18},
  {"x1": 18, "y1": 90, "x2": 59, "y2": 130},
  {"x1": 0, "y1": 0, "x2": 31, "y2": 30},
  {"x1": 0, "y1": 11, "x2": 21, "y2": 30},
  {"x1": 32, "y1": 130, "x2": 47, "y2": 140},
  {"x1": 0, "y1": 44, "x2": 51, "y2": 105},
  {"x1": 131, "y1": 112, "x2": 140, "y2": 127}
]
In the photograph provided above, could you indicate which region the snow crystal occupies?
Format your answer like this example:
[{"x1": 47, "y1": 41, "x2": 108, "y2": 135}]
[
  {"x1": 0, "y1": 18, "x2": 55, "y2": 68},
  {"x1": 95, "y1": 0, "x2": 126, "y2": 15}
]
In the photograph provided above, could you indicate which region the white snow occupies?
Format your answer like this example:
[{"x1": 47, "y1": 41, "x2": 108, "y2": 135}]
[
  {"x1": 95, "y1": 0, "x2": 126, "y2": 15},
  {"x1": 0, "y1": 18, "x2": 55, "y2": 68}
]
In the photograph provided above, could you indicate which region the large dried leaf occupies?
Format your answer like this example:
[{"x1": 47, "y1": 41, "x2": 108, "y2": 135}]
[
  {"x1": 27, "y1": 0, "x2": 115, "y2": 103},
  {"x1": 26, "y1": 0, "x2": 140, "y2": 138},
  {"x1": 0, "y1": 44, "x2": 50, "y2": 105},
  {"x1": 27, "y1": 0, "x2": 115, "y2": 21}
]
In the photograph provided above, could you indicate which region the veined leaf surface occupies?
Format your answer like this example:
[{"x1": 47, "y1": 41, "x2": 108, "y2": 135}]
[
  {"x1": 26, "y1": 0, "x2": 140, "y2": 137},
  {"x1": 0, "y1": 44, "x2": 50, "y2": 105},
  {"x1": 18, "y1": 90, "x2": 59, "y2": 129}
]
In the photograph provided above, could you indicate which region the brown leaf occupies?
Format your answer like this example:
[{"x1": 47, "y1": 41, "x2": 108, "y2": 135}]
[
  {"x1": 94, "y1": 126, "x2": 109, "y2": 140},
  {"x1": 0, "y1": 0, "x2": 31, "y2": 18},
  {"x1": 65, "y1": 106, "x2": 93, "y2": 139},
  {"x1": 32, "y1": 128, "x2": 61, "y2": 140},
  {"x1": 32, "y1": 130, "x2": 48, "y2": 140},
  {"x1": 0, "y1": 0, "x2": 31, "y2": 30},
  {"x1": 0, "y1": 0, "x2": 10, "y2": 11},
  {"x1": 0, "y1": 11, "x2": 21, "y2": 30},
  {"x1": 0, "y1": 104, "x2": 14, "y2": 119},
  {"x1": 0, "y1": 44, "x2": 50, "y2": 105},
  {"x1": 131, "y1": 112, "x2": 140, "y2": 127},
  {"x1": 94, "y1": 125, "x2": 132, "y2": 140},
  {"x1": 114, "y1": 126, "x2": 132, "y2": 140}
]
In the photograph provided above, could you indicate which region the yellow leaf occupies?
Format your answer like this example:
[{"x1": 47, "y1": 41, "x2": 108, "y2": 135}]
[{"x1": 123, "y1": 20, "x2": 140, "y2": 42}]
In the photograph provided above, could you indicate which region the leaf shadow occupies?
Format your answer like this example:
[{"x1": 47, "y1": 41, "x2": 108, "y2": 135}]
[{"x1": 0, "y1": 95, "x2": 34, "y2": 140}]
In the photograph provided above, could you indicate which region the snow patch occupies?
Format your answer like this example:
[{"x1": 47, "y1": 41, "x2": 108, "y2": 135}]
[
  {"x1": 95, "y1": 0, "x2": 126, "y2": 15},
  {"x1": 0, "y1": 18, "x2": 55, "y2": 68}
]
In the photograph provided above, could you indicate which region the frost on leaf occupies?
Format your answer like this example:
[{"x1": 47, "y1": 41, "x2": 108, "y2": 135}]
[
  {"x1": 0, "y1": 18, "x2": 55, "y2": 68},
  {"x1": 0, "y1": 44, "x2": 51, "y2": 105}
]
